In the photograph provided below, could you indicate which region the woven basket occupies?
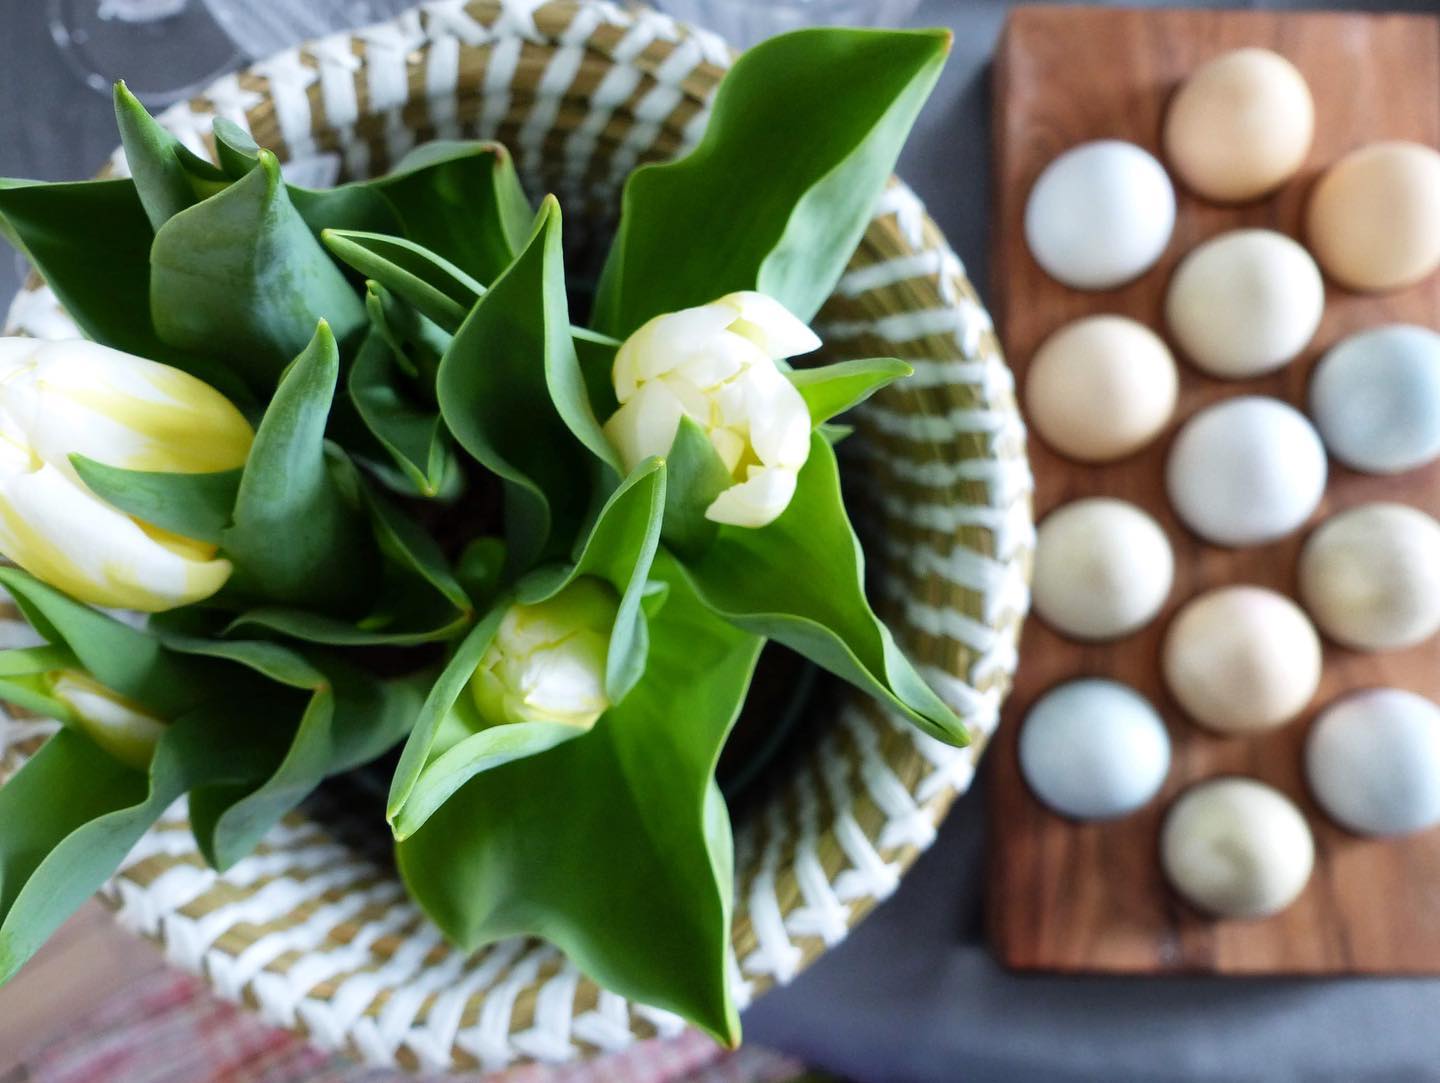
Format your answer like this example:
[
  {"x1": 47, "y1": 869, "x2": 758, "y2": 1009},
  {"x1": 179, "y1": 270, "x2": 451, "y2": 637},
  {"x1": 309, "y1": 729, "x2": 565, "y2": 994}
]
[{"x1": 0, "y1": 0, "x2": 1032, "y2": 1072}]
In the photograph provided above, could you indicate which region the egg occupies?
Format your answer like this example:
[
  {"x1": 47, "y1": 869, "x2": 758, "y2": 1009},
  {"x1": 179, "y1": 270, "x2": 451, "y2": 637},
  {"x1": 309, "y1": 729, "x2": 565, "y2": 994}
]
[
  {"x1": 1024, "y1": 140, "x2": 1176, "y2": 290},
  {"x1": 1019, "y1": 679, "x2": 1171, "y2": 821},
  {"x1": 1310, "y1": 324, "x2": 1440, "y2": 475},
  {"x1": 1163, "y1": 48, "x2": 1314, "y2": 203},
  {"x1": 1025, "y1": 315, "x2": 1179, "y2": 462},
  {"x1": 1298, "y1": 502, "x2": 1440, "y2": 652},
  {"x1": 1307, "y1": 141, "x2": 1440, "y2": 292},
  {"x1": 1166, "y1": 396, "x2": 1327, "y2": 546},
  {"x1": 1032, "y1": 498, "x2": 1175, "y2": 641},
  {"x1": 1162, "y1": 586, "x2": 1322, "y2": 735},
  {"x1": 1306, "y1": 689, "x2": 1440, "y2": 837},
  {"x1": 1164, "y1": 229, "x2": 1324, "y2": 378},
  {"x1": 1160, "y1": 778, "x2": 1314, "y2": 919}
]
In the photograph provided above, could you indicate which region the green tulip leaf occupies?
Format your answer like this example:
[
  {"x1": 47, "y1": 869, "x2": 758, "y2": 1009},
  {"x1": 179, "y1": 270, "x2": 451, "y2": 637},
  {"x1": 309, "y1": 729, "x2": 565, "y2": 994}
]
[
  {"x1": 658, "y1": 415, "x2": 730, "y2": 558},
  {"x1": 150, "y1": 150, "x2": 366, "y2": 388},
  {"x1": 210, "y1": 117, "x2": 262, "y2": 179},
  {"x1": 349, "y1": 330, "x2": 450, "y2": 497},
  {"x1": 593, "y1": 27, "x2": 949, "y2": 335},
  {"x1": 321, "y1": 229, "x2": 481, "y2": 332},
  {"x1": 69, "y1": 456, "x2": 241, "y2": 546},
  {"x1": 681, "y1": 433, "x2": 969, "y2": 746},
  {"x1": 397, "y1": 551, "x2": 761, "y2": 1046},
  {"x1": 436, "y1": 196, "x2": 614, "y2": 575},
  {"x1": 222, "y1": 321, "x2": 375, "y2": 612},
  {"x1": 788, "y1": 357, "x2": 912, "y2": 425},
  {"x1": 114, "y1": 82, "x2": 228, "y2": 230}
]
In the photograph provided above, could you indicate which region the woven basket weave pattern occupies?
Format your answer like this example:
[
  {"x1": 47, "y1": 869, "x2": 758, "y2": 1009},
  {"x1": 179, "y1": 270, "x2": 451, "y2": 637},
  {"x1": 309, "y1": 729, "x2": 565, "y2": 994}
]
[{"x1": 0, "y1": 0, "x2": 1032, "y2": 1072}]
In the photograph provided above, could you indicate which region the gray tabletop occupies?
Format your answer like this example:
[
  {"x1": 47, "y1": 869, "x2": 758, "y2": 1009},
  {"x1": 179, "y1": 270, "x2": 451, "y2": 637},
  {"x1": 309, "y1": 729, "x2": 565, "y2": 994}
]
[{"x1": 4, "y1": 2, "x2": 1440, "y2": 1081}]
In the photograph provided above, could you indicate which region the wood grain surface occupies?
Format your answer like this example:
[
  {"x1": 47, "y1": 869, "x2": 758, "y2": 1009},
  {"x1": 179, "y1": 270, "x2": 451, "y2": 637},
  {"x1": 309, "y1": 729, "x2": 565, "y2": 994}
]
[{"x1": 986, "y1": 5, "x2": 1440, "y2": 973}]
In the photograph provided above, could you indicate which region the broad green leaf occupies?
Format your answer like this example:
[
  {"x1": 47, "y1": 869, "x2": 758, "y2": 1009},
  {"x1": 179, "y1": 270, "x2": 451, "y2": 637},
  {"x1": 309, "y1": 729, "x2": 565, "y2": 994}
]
[
  {"x1": 389, "y1": 460, "x2": 665, "y2": 837},
  {"x1": 150, "y1": 151, "x2": 366, "y2": 388},
  {"x1": 682, "y1": 433, "x2": 968, "y2": 746},
  {"x1": 659, "y1": 416, "x2": 730, "y2": 558},
  {"x1": 349, "y1": 331, "x2": 452, "y2": 497},
  {"x1": 210, "y1": 117, "x2": 262, "y2": 179},
  {"x1": 397, "y1": 551, "x2": 762, "y2": 1045},
  {"x1": 223, "y1": 322, "x2": 374, "y2": 612},
  {"x1": 593, "y1": 28, "x2": 949, "y2": 335},
  {"x1": 436, "y1": 197, "x2": 613, "y2": 574},
  {"x1": 788, "y1": 357, "x2": 911, "y2": 425},
  {"x1": 456, "y1": 537, "x2": 506, "y2": 608},
  {"x1": 321, "y1": 229, "x2": 482, "y2": 332},
  {"x1": 70, "y1": 456, "x2": 240, "y2": 546},
  {"x1": 113, "y1": 82, "x2": 228, "y2": 230}
]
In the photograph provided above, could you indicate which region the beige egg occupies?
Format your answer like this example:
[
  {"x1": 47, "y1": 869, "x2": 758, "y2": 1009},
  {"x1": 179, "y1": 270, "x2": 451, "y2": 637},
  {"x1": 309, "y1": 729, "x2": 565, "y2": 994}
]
[
  {"x1": 1025, "y1": 316, "x2": 1178, "y2": 462},
  {"x1": 1164, "y1": 48, "x2": 1314, "y2": 203},
  {"x1": 1032, "y1": 498, "x2": 1174, "y2": 641},
  {"x1": 1165, "y1": 229, "x2": 1324, "y2": 378},
  {"x1": 1298, "y1": 502, "x2": 1440, "y2": 652},
  {"x1": 1162, "y1": 586, "x2": 1322, "y2": 734},
  {"x1": 1307, "y1": 141, "x2": 1440, "y2": 292},
  {"x1": 1161, "y1": 778, "x2": 1314, "y2": 919}
]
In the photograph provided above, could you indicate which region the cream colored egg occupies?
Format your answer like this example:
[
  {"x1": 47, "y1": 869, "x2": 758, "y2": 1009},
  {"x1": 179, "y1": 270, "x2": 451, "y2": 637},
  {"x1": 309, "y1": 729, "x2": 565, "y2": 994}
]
[
  {"x1": 1298, "y1": 503, "x2": 1440, "y2": 652},
  {"x1": 1032, "y1": 498, "x2": 1174, "y2": 641},
  {"x1": 1162, "y1": 586, "x2": 1322, "y2": 734},
  {"x1": 1307, "y1": 141, "x2": 1440, "y2": 292},
  {"x1": 1164, "y1": 48, "x2": 1314, "y2": 203},
  {"x1": 1161, "y1": 778, "x2": 1314, "y2": 919},
  {"x1": 1165, "y1": 229, "x2": 1324, "y2": 378},
  {"x1": 1025, "y1": 316, "x2": 1178, "y2": 462}
]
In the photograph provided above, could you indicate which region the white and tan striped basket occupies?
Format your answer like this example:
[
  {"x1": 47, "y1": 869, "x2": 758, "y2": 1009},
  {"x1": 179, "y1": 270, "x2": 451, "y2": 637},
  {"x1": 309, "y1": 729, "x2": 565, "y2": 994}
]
[{"x1": 0, "y1": 0, "x2": 1032, "y2": 1072}]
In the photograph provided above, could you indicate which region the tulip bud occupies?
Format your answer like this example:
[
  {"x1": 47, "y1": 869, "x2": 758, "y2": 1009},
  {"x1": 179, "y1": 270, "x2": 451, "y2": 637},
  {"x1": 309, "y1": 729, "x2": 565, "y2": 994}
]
[
  {"x1": 470, "y1": 578, "x2": 619, "y2": 730},
  {"x1": 0, "y1": 338, "x2": 254, "y2": 611},
  {"x1": 50, "y1": 670, "x2": 166, "y2": 770},
  {"x1": 603, "y1": 291, "x2": 820, "y2": 529}
]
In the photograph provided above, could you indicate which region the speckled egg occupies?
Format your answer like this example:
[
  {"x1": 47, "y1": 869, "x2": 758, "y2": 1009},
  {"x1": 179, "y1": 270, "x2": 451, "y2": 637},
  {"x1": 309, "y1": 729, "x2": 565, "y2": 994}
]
[
  {"x1": 1161, "y1": 778, "x2": 1314, "y2": 919},
  {"x1": 1165, "y1": 229, "x2": 1324, "y2": 378},
  {"x1": 1032, "y1": 498, "x2": 1175, "y2": 641},
  {"x1": 1310, "y1": 324, "x2": 1440, "y2": 475},
  {"x1": 1019, "y1": 679, "x2": 1171, "y2": 821},
  {"x1": 1024, "y1": 140, "x2": 1176, "y2": 290},
  {"x1": 1025, "y1": 315, "x2": 1179, "y2": 462},
  {"x1": 1166, "y1": 396, "x2": 1327, "y2": 547},
  {"x1": 1307, "y1": 141, "x2": 1440, "y2": 292},
  {"x1": 1163, "y1": 48, "x2": 1314, "y2": 203},
  {"x1": 1162, "y1": 586, "x2": 1322, "y2": 735},
  {"x1": 1306, "y1": 689, "x2": 1440, "y2": 837},
  {"x1": 1298, "y1": 503, "x2": 1440, "y2": 652}
]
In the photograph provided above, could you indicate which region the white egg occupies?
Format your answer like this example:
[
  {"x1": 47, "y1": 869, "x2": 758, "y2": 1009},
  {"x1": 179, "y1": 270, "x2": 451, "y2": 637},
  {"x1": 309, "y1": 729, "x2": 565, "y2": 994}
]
[
  {"x1": 1161, "y1": 778, "x2": 1314, "y2": 919},
  {"x1": 1306, "y1": 688, "x2": 1440, "y2": 837},
  {"x1": 1032, "y1": 498, "x2": 1175, "y2": 641},
  {"x1": 1025, "y1": 140, "x2": 1176, "y2": 290},
  {"x1": 1298, "y1": 502, "x2": 1440, "y2": 652},
  {"x1": 1310, "y1": 325, "x2": 1440, "y2": 475},
  {"x1": 1162, "y1": 586, "x2": 1322, "y2": 734},
  {"x1": 1166, "y1": 396, "x2": 1327, "y2": 547},
  {"x1": 1019, "y1": 679, "x2": 1171, "y2": 821},
  {"x1": 1165, "y1": 229, "x2": 1324, "y2": 378}
]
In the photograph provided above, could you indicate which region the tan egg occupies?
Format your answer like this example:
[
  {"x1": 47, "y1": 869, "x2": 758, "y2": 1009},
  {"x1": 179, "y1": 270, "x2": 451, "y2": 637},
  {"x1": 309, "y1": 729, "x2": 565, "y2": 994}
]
[
  {"x1": 1025, "y1": 316, "x2": 1178, "y2": 462},
  {"x1": 1298, "y1": 503, "x2": 1440, "y2": 652},
  {"x1": 1161, "y1": 778, "x2": 1314, "y2": 919},
  {"x1": 1307, "y1": 141, "x2": 1440, "y2": 292},
  {"x1": 1162, "y1": 586, "x2": 1322, "y2": 734},
  {"x1": 1032, "y1": 498, "x2": 1174, "y2": 642},
  {"x1": 1164, "y1": 48, "x2": 1314, "y2": 203}
]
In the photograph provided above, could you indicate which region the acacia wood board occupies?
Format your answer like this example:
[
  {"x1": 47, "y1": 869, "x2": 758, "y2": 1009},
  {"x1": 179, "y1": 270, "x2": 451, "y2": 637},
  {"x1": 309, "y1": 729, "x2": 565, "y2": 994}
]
[{"x1": 986, "y1": 5, "x2": 1440, "y2": 974}]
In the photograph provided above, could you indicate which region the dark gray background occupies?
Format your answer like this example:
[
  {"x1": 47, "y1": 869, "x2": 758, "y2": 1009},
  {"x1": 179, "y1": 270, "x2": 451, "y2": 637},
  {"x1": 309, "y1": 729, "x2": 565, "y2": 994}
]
[{"x1": 3, "y1": 2, "x2": 1440, "y2": 1080}]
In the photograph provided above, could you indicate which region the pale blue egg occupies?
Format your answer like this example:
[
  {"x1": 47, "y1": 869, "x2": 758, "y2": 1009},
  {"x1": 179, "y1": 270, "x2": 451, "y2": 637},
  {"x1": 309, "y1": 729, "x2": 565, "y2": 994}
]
[
  {"x1": 1019, "y1": 679, "x2": 1171, "y2": 821},
  {"x1": 1310, "y1": 324, "x2": 1440, "y2": 474}
]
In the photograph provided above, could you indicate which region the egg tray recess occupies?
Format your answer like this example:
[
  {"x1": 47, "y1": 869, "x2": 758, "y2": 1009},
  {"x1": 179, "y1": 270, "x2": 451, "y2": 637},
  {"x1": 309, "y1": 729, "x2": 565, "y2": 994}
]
[{"x1": 986, "y1": 5, "x2": 1440, "y2": 974}]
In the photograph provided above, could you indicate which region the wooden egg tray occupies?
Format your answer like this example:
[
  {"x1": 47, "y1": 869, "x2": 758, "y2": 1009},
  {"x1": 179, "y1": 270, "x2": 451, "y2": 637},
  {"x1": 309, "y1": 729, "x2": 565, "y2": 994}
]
[{"x1": 985, "y1": 5, "x2": 1440, "y2": 974}]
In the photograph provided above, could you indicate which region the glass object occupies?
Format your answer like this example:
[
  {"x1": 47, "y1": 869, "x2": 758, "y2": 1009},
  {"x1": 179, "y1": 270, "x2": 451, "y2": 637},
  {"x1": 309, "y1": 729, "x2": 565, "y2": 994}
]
[
  {"x1": 47, "y1": 0, "x2": 244, "y2": 105},
  {"x1": 651, "y1": 0, "x2": 924, "y2": 48}
]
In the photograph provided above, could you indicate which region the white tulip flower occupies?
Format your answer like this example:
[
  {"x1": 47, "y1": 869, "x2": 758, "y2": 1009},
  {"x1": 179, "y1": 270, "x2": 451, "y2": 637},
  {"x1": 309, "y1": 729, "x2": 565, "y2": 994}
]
[
  {"x1": 603, "y1": 291, "x2": 820, "y2": 529},
  {"x1": 50, "y1": 670, "x2": 167, "y2": 771},
  {"x1": 470, "y1": 578, "x2": 619, "y2": 731},
  {"x1": 0, "y1": 338, "x2": 254, "y2": 611}
]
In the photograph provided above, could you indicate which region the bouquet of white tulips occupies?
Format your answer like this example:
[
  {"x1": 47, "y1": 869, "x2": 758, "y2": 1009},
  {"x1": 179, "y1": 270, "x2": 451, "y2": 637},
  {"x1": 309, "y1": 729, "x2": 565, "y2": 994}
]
[{"x1": 0, "y1": 26, "x2": 962, "y2": 1043}]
